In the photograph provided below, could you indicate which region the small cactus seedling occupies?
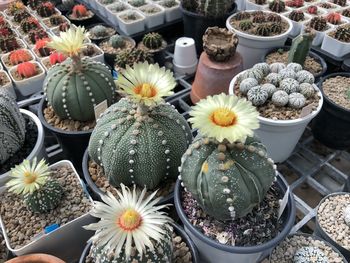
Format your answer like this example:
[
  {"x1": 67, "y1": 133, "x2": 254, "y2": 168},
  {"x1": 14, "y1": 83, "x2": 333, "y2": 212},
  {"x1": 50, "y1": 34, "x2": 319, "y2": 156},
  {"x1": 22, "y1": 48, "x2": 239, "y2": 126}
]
[
  {"x1": 37, "y1": 2, "x2": 56, "y2": 17},
  {"x1": 0, "y1": 37, "x2": 20, "y2": 53},
  {"x1": 27, "y1": 0, "x2": 44, "y2": 10},
  {"x1": 269, "y1": 0, "x2": 286, "y2": 13},
  {"x1": 0, "y1": 27, "x2": 14, "y2": 38},
  {"x1": 28, "y1": 29, "x2": 49, "y2": 44},
  {"x1": 289, "y1": 10, "x2": 305, "y2": 22},
  {"x1": 17, "y1": 62, "x2": 37, "y2": 78},
  {"x1": 72, "y1": 4, "x2": 88, "y2": 18},
  {"x1": 320, "y1": 2, "x2": 332, "y2": 8},
  {"x1": 0, "y1": 88, "x2": 26, "y2": 165},
  {"x1": 35, "y1": 38, "x2": 52, "y2": 57},
  {"x1": 334, "y1": 26, "x2": 350, "y2": 42},
  {"x1": 49, "y1": 52, "x2": 66, "y2": 65},
  {"x1": 308, "y1": 16, "x2": 327, "y2": 31},
  {"x1": 288, "y1": 29, "x2": 314, "y2": 66},
  {"x1": 343, "y1": 9, "x2": 350, "y2": 17},
  {"x1": 108, "y1": 35, "x2": 126, "y2": 49},
  {"x1": 20, "y1": 17, "x2": 40, "y2": 33},
  {"x1": 58, "y1": 22, "x2": 70, "y2": 32},
  {"x1": 6, "y1": 158, "x2": 63, "y2": 213},
  {"x1": 307, "y1": 5, "x2": 318, "y2": 14},
  {"x1": 255, "y1": 0, "x2": 266, "y2": 5},
  {"x1": 0, "y1": 16, "x2": 6, "y2": 26},
  {"x1": 142, "y1": 32, "x2": 164, "y2": 50},
  {"x1": 9, "y1": 49, "x2": 32, "y2": 65},
  {"x1": 267, "y1": 13, "x2": 282, "y2": 22},
  {"x1": 326, "y1": 12, "x2": 342, "y2": 25}
]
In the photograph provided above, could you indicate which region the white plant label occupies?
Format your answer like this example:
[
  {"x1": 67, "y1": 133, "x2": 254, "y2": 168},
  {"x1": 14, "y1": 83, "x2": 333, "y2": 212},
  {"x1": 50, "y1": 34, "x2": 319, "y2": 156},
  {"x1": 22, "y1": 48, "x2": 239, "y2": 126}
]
[
  {"x1": 300, "y1": 104, "x2": 313, "y2": 118},
  {"x1": 278, "y1": 186, "x2": 290, "y2": 219},
  {"x1": 94, "y1": 100, "x2": 108, "y2": 120}
]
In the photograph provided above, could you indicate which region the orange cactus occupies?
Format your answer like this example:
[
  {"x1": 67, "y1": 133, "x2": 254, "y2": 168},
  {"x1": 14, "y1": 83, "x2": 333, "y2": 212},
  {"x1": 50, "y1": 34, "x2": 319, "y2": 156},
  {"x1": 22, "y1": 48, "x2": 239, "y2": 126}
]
[
  {"x1": 72, "y1": 4, "x2": 88, "y2": 17},
  {"x1": 17, "y1": 62, "x2": 37, "y2": 78},
  {"x1": 49, "y1": 52, "x2": 66, "y2": 65},
  {"x1": 327, "y1": 12, "x2": 342, "y2": 24},
  {"x1": 35, "y1": 38, "x2": 50, "y2": 50},
  {"x1": 9, "y1": 49, "x2": 32, "y2": 65}
]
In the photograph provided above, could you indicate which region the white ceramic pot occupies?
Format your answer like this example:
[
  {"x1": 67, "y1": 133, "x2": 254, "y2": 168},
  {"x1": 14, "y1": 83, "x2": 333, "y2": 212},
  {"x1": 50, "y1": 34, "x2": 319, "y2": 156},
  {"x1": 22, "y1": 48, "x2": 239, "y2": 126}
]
[
  {"x1": 301, "y1": 22, "x2": 334, "y2": 46},
  {"x1": 159, "y1": 0, "x2": 181, "y2": 22},
  {"x1": 0, "y1": 109, "x2": 46, "y2": 185},
  {"x1": 0, "y1": 70, "x2": 15, "y2": 98},
  {"x1": 226, "y1": 11, "x2": 293, "y2": 69},
  {"x1": 140, "y1": 3, "x2": 165, "y2": 28},
  {"x1": 245, "y1": 0, "x2": 266, "y2": 10},
  {"x1": 229, "y1": 70, "x2": 324, "y2": 163},
  {"x1": 82, "y1": 43, "x2": 105, "y2": 63},
  {"x1": 173, "y1": 37, "x2": 198, "y2": 75},
  {"x1": 0, "y1": 49, "x2": 36, "y2": 71},
  {"x1": 105, "y1": 2, "x2": 132, "y2": 27},
  {"x1": 9, "y1": 61, "x2": 45, "y2": 97},
  {"x1": 321, "y1": 28, "x2": 350, "y2": 57},
  {"x1": 0, "y1": 160, "x2": 95, "y2": 262},
  {"x1": 284, "y1": 13, "x2": 311, "y2": 37},
  {"x1": 117, "y1": 10, "x2": 146, "y2": 35}
]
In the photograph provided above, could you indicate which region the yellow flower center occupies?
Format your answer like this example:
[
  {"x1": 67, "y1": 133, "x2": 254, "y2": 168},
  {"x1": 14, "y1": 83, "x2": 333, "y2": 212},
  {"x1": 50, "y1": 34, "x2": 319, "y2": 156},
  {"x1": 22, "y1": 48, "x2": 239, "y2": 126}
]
[
  {"x1": 210, "y1": 108, "x2": 237, "y2": 127},
  {"x1": 134, "y1": 83, "x2": 157, "y2": 98},
  {"x1": 118, "y1": 209, "x2": 142, "y2": 231},
  {"x1": 23, "y1": 171, "x2": 37, "y2": 184}
]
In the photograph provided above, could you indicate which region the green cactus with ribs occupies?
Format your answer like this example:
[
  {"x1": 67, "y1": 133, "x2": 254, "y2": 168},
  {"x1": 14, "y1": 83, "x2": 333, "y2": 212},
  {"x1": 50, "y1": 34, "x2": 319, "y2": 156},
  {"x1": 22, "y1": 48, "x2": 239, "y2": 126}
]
[{"x1": 288, "y1": 29, "x2": 315, "y2": 66}]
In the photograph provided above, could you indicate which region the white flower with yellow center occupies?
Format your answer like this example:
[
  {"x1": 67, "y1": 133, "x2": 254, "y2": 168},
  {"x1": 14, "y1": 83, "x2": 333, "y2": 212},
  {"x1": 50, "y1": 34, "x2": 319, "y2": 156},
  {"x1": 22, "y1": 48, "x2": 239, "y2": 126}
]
[
  {"x1": 117, "y1": 62, "x2": 175, "y2": 106},
  {"x1": 6, "y1": 158, "x2": 50, "y2": 195},
  {"x1": 84, "y1": 184, "x2": 172, "y2": 260},
  {"x1": 189, "y1": 93, "x2": 259, "y2": 143},
  {"x1": 48, "y1": 26, "x2": 88, "y2": 57}
]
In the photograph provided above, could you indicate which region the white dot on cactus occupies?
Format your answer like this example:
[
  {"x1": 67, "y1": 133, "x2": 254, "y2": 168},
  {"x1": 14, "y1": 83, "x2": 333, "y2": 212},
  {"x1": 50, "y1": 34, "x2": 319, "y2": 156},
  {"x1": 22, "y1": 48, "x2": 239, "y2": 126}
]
[
  {"x1": 131, "y1": 175, "x2": 134, "y2": 178},
  {"x1": 132, "y1": 181, "x2": 135, "y2": 184},
  {"x1": 104, "y1": 77, "x2": 109, "y2": 81},
  {"x1": 226, "y1": 198, "x2": 233, "y2": 203},
  {"x1": 111, "y1": 124, "x2": 117, "y2": 129},
  {"x1": 64, "y1": 109, "x2": 68, "y2": 113},
  {"x1": 153, "y1": 124, "x2": 159, "y2": 129},
  {"x1": 98, "y1": 156, "x2": 101, "y2": 160},
  {"x1": 100, "y1": 73, "x2": 105, "y2": 77},
  {"x1": 273, "y1": 165, "x2": 277, "y2": 170},
  {"x1": 258, "y1": 151, "x2": 265, "y2": 157},
  {"x1": 181, "y1": 182, "x2": 184, "y2": 187},
  {"x1": 83, "y1": 81, "x2": 88, "y2": 85},
  {"x1": 166, "y1": 159, "x2": 170, "y2": 162},
  {"x1": 223, "y1": 188, "x2": 231, "y2": 194},
  {"x1": 221, "y1": 176, "x2": 229, "y2": 183},
  {"x1": 86, "y1": 86, "x2": 91, "y2": 91},
  {"x1": 166, "y1": 172, "x2": 169, "y2": 176},
  {"x1": 267, "y1": 158, "x2": 274, "y2": 165},
  {"x1": 91, "y1": 98, "x2": 95, "y2": 102},
  {"x1": 129, "y1": 169, "x2": 134, "y2": 173},
  {"x1": 130, "y1": 139, "x2": 137, "y2": 145},
  {"x1": 129, "y1": 150, "x2": 135, "y2": 155},
  {"x1": 127, "y1": 115, "x2": 133, "y2": 121},
  {"x1": 88, "y1": 92, "x2": 93, "y2": 96},
  {"x1": 182, "y1": 126, "x2": 186, "y2": 130},
  {"x1": 176, "y1": 119, "x2": 180, "y2": 124},
  {"x1": 129, "y1": 160, "x2": 134, "y2": 164},
  {"x1": 165, "y1": 149, "x2": 170, "y2": 154},
  {"x1": 162, "y1": 140, "x2": 167, "y2": 145},
  {"x1": 178, "y1": 175, "x2": 182, "y2": 180},
  {"x1": 178, "y1": 167, "x2": 182, "y2": 172},
  {"x1": 99, "y1": 140, "x2": 103, "y2": 144},
  {"x1": 104, "y1": 131, "x2": 109, "y2": 137},
  {"x1": 228, "y1": 206, "x2": 235, "y2": 212},
  {"x1": 130, "y1": 110, "x2": 136, "y2": 115},
  {"x1": 158, "y1": 131, "x2": 164, "y2": 136},
  {"x1": 247, "y1": 146, "x2": 255, "y2": 152},
  {"x1": 166, "y1": 166, "x2": 170, "y2": 169},
  {"x1": 121, "y1": 108, "x2": 127, "y2": 112},
  {"x1": 62, "y1": 92, "x2": 66, "y2": 97},
  {"x1": 63, "y1": 105, "x2": 67, "y2": 108}
]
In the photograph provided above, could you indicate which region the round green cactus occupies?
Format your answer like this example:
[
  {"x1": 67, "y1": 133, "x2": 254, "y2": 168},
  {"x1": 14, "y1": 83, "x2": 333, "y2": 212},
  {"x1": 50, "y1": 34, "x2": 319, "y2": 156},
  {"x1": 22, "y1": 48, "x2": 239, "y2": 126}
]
[
  {"x1": 0, "y1": 89, "x2": 26, "y2": 165},
  {"x1": 142, "y1": 32, "x2": 164, "y2": 50},
  {"x1": 109, "y1": 35, "x2": 125, "y2": 49}
]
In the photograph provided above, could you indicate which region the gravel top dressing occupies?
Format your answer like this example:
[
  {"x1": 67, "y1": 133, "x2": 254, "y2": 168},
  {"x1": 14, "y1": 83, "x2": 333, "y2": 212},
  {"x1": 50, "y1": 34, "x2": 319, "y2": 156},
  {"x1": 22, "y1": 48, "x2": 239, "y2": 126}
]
[
  {"x1": 0, "y1": 164, "x2": 91, "y2": 249},
  {"x1": 322, "y1": 76, "x2": 350, "y2": 110},
  {"x1": 0, "y1": 233, "x2": 7, "y2": 262}
]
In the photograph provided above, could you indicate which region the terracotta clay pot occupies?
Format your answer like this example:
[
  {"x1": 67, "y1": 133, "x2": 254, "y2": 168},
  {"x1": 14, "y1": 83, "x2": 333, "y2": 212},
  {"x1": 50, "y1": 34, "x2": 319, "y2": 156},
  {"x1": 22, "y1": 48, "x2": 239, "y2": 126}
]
[
  {"x1": 6, "y1": 254, "x2": 65, "y2": 263},
  {"x1": 190, "y1": 51, "x2": 243, "y2": 104}
]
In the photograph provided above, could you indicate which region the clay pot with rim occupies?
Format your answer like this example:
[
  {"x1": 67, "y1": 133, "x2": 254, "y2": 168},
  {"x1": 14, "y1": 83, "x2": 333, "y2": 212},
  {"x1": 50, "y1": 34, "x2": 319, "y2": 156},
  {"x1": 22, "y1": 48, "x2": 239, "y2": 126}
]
[
  {"x1": 6, "y1": 254, "x2": 65, "y2": 263},
  {"x1": 191, "y1": 27, "x2": 243, "y2": 104}
]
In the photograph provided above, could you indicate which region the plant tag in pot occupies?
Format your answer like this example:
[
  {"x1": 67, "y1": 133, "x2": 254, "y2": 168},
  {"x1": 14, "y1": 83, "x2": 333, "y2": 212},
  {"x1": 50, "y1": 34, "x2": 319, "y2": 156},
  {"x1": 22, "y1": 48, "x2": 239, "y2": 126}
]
[
  {"x1": 94, "y1": 99, "x2": 108, "y2": 120},
  {"x1": 300, "y1": 104, "x2": 313, "y2": 118},
  {"x1": 278, "y1": 186, "x2": 290, "y2": 219}
]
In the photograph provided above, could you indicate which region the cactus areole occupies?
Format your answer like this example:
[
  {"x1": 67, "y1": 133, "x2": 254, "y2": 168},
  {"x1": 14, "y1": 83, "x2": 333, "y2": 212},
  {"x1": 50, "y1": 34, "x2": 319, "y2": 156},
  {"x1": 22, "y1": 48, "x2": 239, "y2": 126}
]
[
  {"x1": 88, "y1": 62, "x2": 192, "y2": 190},
  {"x1": 43, "y1": 27, "x2": 116, "y2": 122},
  {"x1": 179, "y1": 93, "x2": 277, "y2": 221}
]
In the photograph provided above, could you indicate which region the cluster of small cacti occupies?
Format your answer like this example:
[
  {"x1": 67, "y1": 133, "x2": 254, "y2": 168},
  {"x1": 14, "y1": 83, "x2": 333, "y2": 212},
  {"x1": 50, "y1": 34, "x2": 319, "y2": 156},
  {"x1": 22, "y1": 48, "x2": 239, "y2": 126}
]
[
  {"x1": 286, "y1": 0, "x2": 303, "y2": 7},
  {"x1": 293, "y1": 247, "x2": 329, "y2": 263},
  {"x1": 35, "y1": 38, "x2": 52, "y2": 57},
  {"x1": 269, "y1": 0, "x2": 286, "y2": 13},
  {"x1": 49, "y1": 15, "x2": 65, "y2": 26},
  {"x1": 108, "y1": 2, "x2": 127, "y2": 12},
  {"x1": 0, "y1": 37, "x2": 20, "y2": 53},
  {"x1": 17, "y1": 61, "x2": 37, "y2": 78},
  {"x1": 72, "y1": 4, "x2": 88, "y2": 18},
  {"x1": 308, "y1": 16, "x2": 327, "y2": 31},
  {"x1": 334, "y1": 25, "x2": 350, "y2": 42},
  {"x1": 0, "y1": 88, "x2": 26, "y2": 165},
  {"x1": 128, "y1": 0, "x2": 146, "y2": 7},
  {"x1": 9, "y1": 49, "x2": 32, "y2": 65},
  {"x1": 326, "y1": 12, "x2": 342, "y2": 25},
  {"x1": 142, "y1": 32, "x2": 164, "y2": 50},
  {"x1": 289, "y1": 10, "x2": 305, "y2": 22},
  {"x1": 108, "y1": 35, "x2": 126, "y2": 49},
  {"x1": 28, "y1": 28, "x2": 49, "y2": 44},
  {"x1": 333, "y1": 0, "x2": 346, "y2": 6},
  {"x1": 307, "y1": 5, "x2": 318, "y2": 15},
  {"x1": 20, "y1": 17, "x2": 40, "y2": 33},
  {"x1": 13, "y1": 10, "x2": 31, "y2": 23},
  {"x1": 36, "y1": 2, "x2": 56, "y2": 17},
  {"x1": 181, "y1": 0, "x2": 235, "y2": 18},
  {"x1": 114, "y1": 48, "x2": 151, "y2": 70},
  {"x1": 49, "y1": 52, "x2": 66, "y2": 65},
  {"x1": 238, "y1": 62, "x2": 316, "y2": 109}
]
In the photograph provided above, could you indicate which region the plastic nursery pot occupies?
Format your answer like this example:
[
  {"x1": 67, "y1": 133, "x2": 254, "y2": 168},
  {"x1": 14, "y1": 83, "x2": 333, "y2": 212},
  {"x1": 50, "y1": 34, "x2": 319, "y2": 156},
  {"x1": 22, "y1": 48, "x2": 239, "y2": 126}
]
[
  {"x1": 5, "y1": 253, "x2": 65, "y2": 263},
  {"x1": 311, "y1": 72, "x2": 350, "y2": 150},
  {"x1": 173, "y1": 37, "x2": 198, "y2": 75},
  {"x1": 226, "y1": 10, "x2": 293, "y2": 70},
  {"x1": 261, "y1": 45, "x2": 328, "y2": 80},
  {"x1": 38, "y1": 97, "x2": 92, "y2": 174},
  {"x1": 181, "y1": 2, "x2": 237, "y2": 54},
  {"x1": 229, "y1": 71, "x2": 324, "y2": 163},
  {"x1": 82, "y1": 149, "x2": 175, "y2": 206},
  {"x1": 78, "y1": 222, "x2": 199, "y2": 263},
  {"x1": 269, "y1": 233, "x2": 348, "y2": 262},
  {"x1": 66, "y1": 11, "x2": 95, "y2": 27},
  {"x1": 314, "y1": 192, "x2": 350, "y2": 260},
  {"x1": 0, "y1": 109, "x2": 46, "y2": 186},
  {"x1": 101, "y1": 36, "x2": 136, "y2": 67},
  {"x1": 0, "y1": 160, "x2": 95, "y2": 262},
  {"x1": 321, "y1": 28, "x2": 350, "y2": 57},
  {"x1": 174, "y1": 175, "x2": 296, "y2": 263},
  {"x1": 0, "y1": 70, "x2": 16, "y2": 98},
  {"x1": 86, "y1": 23, "x2": 116, "y2": 44}
]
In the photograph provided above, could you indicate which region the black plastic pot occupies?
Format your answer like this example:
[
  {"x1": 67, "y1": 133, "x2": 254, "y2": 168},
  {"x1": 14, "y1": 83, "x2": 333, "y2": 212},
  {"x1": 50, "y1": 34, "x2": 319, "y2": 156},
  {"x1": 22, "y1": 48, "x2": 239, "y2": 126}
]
[
  {"x1": 181, "y1": 3, "x2": 237, "y2": 54},
  {"x1": 82, "y1": 149, "x2": 175, "y2": 205},
  {"x1": 262, "y1": 46, "x2": 327, "y2": 80},
  {"x1": 38, "y1": 98, "x2": 92, "y2": 174},
  {"x1": 174, "y1": 176, "x2": 296, "y2": 263},
  {"x1": 311, "y1": 72, "x2": 350, "y2": 150},
  {"x1": 67, "y1": 12, "x2": 95, "y2": 27},
  {"x1": 79, "y1": 222, "x2": 199, "y2": 263},
  {"x1": 315, "y1": 193, "x2": 350, "y2": 261}
]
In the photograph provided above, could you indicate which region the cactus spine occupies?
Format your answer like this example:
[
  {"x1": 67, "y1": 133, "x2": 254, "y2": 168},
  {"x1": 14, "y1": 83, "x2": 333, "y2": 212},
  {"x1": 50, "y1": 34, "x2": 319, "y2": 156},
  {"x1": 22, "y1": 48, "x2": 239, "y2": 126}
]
[{"x1": 288, "y1": 30, "x2": 314, "y2": 66}]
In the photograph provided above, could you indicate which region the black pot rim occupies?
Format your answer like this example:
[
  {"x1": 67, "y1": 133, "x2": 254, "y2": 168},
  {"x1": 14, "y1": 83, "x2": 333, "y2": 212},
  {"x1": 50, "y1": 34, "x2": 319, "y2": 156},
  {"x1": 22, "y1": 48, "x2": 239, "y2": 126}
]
[
  {"x1": 317, "y1": 72, "x2": 350, "y2": 114},
  {"x1": 180, "y1": 2, "x2": 237, "y2": 19},
  {"x1": 174, "y1": 175, "x2": 296, "y2": 254},
  {"x1": 38, "y1": 97, "x2": 93, "y2": 136},
  {"x1": 78, "y1": 222, "x2": 199, "y2": 263},
  {"x1": 82, "y1": 149, "x2": 175, "y2": 205},
  {"x1": 261, "y1": 45, "x2": 328, "y2": 79},
  {"x1": 86, "y1": 23, "x2": 117, "y2": 42}
]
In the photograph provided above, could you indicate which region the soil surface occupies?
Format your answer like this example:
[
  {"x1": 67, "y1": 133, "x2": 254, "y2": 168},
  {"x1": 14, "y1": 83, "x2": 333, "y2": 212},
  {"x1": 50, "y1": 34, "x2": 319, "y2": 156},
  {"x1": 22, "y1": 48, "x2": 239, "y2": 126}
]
[
  {"x1": 181, "y1": 184, "x2": 284, "y2": 247},
  {"x1": 0, "y1": 230, "x2": 8, "y2": 262},
  {"x1": 0, "y1": 72, "x2": 10, "y2": 86},
  {"x1": 11, "y1": 64, "x2": 42, "y2": 81},
  {"x1": 0, "y1": 164, "x2": 91, "y2": 249},
  {"x1": 88, "y1": 27, "x2": 115, "y2": 40},
  {"x1": 43, "y1": 106, "x2": 95, "y2": 131},
  {"x1": 99, "y1": 38, "x2": 134, "y2": 55},
  {"x1": 3, "y1": 50, "x2": 33, "y2": 68},
  {"x1": 322, "y1": 76, "x2": 350, "y2": 110}
]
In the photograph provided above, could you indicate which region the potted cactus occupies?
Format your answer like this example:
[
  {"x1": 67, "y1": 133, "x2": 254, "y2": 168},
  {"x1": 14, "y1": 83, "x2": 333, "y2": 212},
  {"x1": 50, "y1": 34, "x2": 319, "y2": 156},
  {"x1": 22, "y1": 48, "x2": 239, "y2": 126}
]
[
  {"x1": 10, "y1": 10, "x2": 31, "y2": 27},
  {"x1": 41, "y1": 51, "x2": 67, "y2": 71},
  {"x1": 27, "y1": 0, "x2": 44, "y2": 11},
  {"x1": 68, "y1": 4, "x2": 94, "y2": 26},
  {"x1": 128, "y1": 0, "x2": 147, "y2": 7},
  {"x1": 1, "y1": 49, "x2": 35, "y2": 70},
  {"x1": 99, "y1": 34, "x2": 136, "y2": 67},
  {"x1": 80, "y1": 185, "x2": 199, "y2": 263},
  {"x1": 139, "y1": 3, "x2": 165, "y2": 28},
  {"x1": 85, "y1": 61, "x2": 192, "y2": 202},
  {"x1": 226, "y1": 11, "x2": 293, "y2": 69},
  {"x1": 9, "y1": 61, "x2": 45, "y2": 97},
  {"x1": 159, "y1": 0, "x2": 182, "y2": 22},
  {"x1": 87, "y1": 24, "x2": 116, "y2": 43},
  {"x1": 303, "y1": 5, "x2": 325, "y2": 17},
  {"x1": 0, "y1": 158, "x2": 95, "y2": 261},
  {"x1": 138, "y1": 32, "x2": 167, "y2": 66},
  {"x1": 117, "y1": 10, "x2": 146, "y2": 35},
  {"x1": 113, "y1": 47, "x2": 151, "y2": 71},
  {"x1": 180, "y1": 0, "x2": 237, "y2": 53},
  {"x1": 4, "y1": 1, "x2": 27, "y2": 17},
  {"x1": 33, "y1": 38, "x2": 53, "y2": 59},
  {"x1": 0, "y1": 37, "x2": 25, "y2": 54},
  {"x1": 42, "y1": 15, "x2": 70, "y2": 29},
  {"x1": 18, "y1": 17, "x2": 43, "y2": 35},
  {"x1": 80, "y1": 43, "x2": 105, "y2": 63},
  {"x1": 36, "y1": 1, "x2": 59, "y2": 18},
  {"x1": 321, "y1": 24, "x2": 350, "y2": 57},
  {"x1": 37, "y1": 27, "x2": 118, "y2": 171},
  {"x1": 0, "y1": 89, "x2": 46, "y2": 182},
  {"x1": 174, "y1": 93, "x2": 295, "y2": 262},
  {"x1": 105, "y1": 2, "x2": 130, "y2": 27},
  {"x1": 267, "y1": 0, "x2": 290, "y2": 13},
  {"x1": 285, "y1": 10, "x2": 311, "y2": 37},
  {"x1": 302, "y1": 16, "x2": 333, "y2": 46},
  {"x1": 191, "y1": 26, "x2": 243, "y2": 104},
  {"x1": 24, "y1": 28, "x2": 50, "y2": 47}
]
